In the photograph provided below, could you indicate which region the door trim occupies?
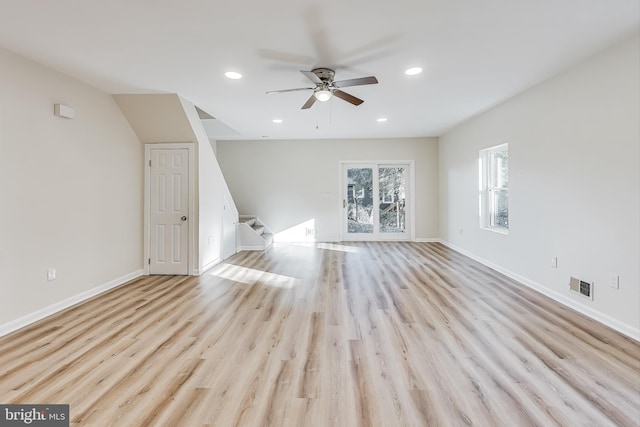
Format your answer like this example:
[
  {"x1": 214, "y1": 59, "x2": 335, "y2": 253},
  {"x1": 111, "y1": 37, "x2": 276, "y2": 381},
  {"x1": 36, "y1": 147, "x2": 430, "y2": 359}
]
[
  {"x1": 144, "y1": 143, "x2": 196, "y2": 275},
  {"x1": 339, "y1": 160, "x2": 415, "y2": 242}
]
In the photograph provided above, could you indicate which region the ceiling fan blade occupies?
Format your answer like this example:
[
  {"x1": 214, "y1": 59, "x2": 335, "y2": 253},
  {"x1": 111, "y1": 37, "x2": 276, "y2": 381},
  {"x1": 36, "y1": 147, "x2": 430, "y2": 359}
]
[
  {"x1": 300, "y1": 70, "x2": 322, "y2": 84},
  {"x1": 266, "y1": 87, "x2": 314, "y2": 94},
  {"x1": 301, "y1": 94, "x2": 317, "y2": 109},
  {"x1": 333, "y1": 90, "x2": 364, "y2": 106},
  {"x1": 332, "y1": 76, "x2": 378, "y2": 88}
]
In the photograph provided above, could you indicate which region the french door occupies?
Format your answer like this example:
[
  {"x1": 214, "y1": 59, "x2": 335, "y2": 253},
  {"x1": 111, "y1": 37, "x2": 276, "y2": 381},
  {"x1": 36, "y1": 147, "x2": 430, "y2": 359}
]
[{"x1": 342, "y1": 162, "x2": 411, "y2": 241}]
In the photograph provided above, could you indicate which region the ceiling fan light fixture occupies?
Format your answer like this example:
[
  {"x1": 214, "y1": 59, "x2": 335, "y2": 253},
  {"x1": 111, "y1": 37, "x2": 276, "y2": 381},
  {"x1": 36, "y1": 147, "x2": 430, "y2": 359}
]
[{"x1": 314, "y1": 89, "x2": 332, "y2": 102}]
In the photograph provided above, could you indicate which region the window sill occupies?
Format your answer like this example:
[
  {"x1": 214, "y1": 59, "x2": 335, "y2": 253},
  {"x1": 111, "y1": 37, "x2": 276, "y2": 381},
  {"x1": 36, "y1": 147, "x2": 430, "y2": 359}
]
[{"x1": 480, "y1": 226, "x2": 509, "y2": 236}]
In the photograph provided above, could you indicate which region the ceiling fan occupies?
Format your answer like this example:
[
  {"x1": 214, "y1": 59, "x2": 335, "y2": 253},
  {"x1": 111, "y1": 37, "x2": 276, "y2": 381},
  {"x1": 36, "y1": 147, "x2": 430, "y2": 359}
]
[{"x1": 266, "y1": 68, "x2": 378, "y2": 109}]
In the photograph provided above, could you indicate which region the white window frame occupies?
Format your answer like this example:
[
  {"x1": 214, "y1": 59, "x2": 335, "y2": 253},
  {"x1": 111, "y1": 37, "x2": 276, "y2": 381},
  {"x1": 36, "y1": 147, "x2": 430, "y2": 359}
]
[{"x1": 479, "y1": 143, "x2": 509, "y2": 234}]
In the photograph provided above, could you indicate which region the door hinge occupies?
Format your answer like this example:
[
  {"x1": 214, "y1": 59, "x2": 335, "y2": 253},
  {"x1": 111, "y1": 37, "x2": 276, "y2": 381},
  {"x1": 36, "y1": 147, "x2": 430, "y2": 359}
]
[
  {"x1": 148, "y1": 258, "x2": 151, "y2": 265},
  {"x1": 149, "y1": 160, "x2": 151, "y2": 167},
  {"x1": 343, "y1": 199, "x2": 346, "y2": 208}
]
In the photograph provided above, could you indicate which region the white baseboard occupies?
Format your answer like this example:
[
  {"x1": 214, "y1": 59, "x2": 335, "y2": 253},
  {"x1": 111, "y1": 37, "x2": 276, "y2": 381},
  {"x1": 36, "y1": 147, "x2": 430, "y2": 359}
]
[
  {"x1": 413, "y1": 237, "x2": 441, "y2": 243},
  {"x1": 0, "y1": 270, "x2": 144, "y2": 338},
  {"x1": 198, "y1": 257, "x2": 223, "y2": 275},
  {"x1": 237, "y1": 245, "x2": 271, "y2": 251},
  {"x1": 439, "y1": 240, "x2": 639, "y2": 342}
]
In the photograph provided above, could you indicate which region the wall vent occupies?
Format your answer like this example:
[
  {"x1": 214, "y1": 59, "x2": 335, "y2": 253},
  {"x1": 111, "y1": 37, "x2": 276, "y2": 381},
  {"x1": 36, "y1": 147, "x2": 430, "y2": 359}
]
[{"x1": 569, "y1": 277, "x2": 593, "y2": 300}]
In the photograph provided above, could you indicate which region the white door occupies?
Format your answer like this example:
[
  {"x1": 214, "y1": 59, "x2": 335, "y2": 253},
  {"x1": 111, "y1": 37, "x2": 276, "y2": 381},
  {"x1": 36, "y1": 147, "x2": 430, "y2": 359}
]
[
  {"x1": 342, "y1": 163, "x2": 410, "y2": 241},
  {"x1": 149, "y1": 148, "x2": 189, "y2": 275}
]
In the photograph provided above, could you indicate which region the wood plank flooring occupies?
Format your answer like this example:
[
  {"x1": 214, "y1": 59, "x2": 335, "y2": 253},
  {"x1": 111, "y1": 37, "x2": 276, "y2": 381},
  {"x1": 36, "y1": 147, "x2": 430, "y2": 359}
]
[{"x1": 0, "y1": 242, "x2": 638, "y2": 426}]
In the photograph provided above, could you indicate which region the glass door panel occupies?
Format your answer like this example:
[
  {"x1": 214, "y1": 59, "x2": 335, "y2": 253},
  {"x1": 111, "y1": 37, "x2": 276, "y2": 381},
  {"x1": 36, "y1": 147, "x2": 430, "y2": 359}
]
[
  {"x1": 378, "y1": 167, "x2": 406, "y2": 234},
  {"x1": 346, "y1": 167, "x2": 374, "y2": 234}
]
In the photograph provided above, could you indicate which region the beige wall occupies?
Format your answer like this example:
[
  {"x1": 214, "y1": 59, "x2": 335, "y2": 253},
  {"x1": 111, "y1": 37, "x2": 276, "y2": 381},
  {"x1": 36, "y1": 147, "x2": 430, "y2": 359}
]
[
  {"x1": 217, "y1": 137, "x2": 439, "y2": 242},
  {"x1": 0, "y1": 47, "x2": 143, "y2": 326},
  {"x1": 439, "y1": 33, "x2": 640, "y2": 338}
]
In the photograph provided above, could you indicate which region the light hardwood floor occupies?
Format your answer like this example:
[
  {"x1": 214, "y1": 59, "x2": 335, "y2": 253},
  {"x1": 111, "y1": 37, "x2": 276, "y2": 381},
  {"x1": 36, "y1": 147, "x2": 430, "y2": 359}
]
[{"x1": 0, "y1": 242, "x2": 638, "y2": 426}]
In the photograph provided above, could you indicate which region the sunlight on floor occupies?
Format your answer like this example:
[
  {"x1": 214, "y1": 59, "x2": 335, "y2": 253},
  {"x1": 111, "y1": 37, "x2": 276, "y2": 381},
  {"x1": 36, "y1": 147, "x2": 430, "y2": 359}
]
[
  {"x1": 291, "y1": 242, "x2": 361, "y2": 253},
  {"x1": 208, "y1": 263, "x2": 301, "y2": 288}
]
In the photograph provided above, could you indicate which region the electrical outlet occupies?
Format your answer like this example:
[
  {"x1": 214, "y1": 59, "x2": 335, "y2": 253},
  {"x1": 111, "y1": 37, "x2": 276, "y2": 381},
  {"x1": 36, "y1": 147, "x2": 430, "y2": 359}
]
[
  {"x1": 47, "y1": 268, "x2": 56, "y2": 282},
  {"x1": 551, "y1": 257, "x2": 557, "y2": 268},
  {"x1": 609, "y1": 273, "x2": 619, "y2": 289}
]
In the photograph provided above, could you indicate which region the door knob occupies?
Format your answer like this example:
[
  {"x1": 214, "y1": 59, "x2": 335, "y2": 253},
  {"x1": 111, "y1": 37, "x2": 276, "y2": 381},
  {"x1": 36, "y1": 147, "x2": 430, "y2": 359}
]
[{"x1": 181, "y1": 216, "x2": 187, "y2": 221}]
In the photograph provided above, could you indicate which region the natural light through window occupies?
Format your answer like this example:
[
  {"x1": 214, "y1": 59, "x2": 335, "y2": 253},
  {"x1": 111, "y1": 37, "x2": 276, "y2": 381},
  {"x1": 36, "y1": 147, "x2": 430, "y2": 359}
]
[
  {"x1": 275, "y1": 219, "x2": 317, "y2": 243},
  {"x1": 292, "y1": 242, "x2": 361, "y2": 253},
  {"x1": 209, "y1": 263, "x2": 301, "y2": 288},
  {"x1": 479, "y1": 143, "x2": 509, "y2": 234}
]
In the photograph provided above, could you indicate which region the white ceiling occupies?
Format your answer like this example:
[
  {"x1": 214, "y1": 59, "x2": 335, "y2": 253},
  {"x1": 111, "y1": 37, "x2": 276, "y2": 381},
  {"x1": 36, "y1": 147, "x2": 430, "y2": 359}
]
[{"x1": 0, "y1": 0, "x2": 638, "y2": 140}]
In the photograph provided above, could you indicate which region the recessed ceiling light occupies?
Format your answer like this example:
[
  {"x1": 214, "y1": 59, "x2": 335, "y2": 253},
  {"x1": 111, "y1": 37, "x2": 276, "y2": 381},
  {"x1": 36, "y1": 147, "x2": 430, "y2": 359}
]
[
  {"x1": 224, "y1": 71, "x2": 242, "y2": 80},
  {"x1": 405, "y1": 67, "x2": 423, "y2": 76},
  {"x1": 377, "y1": 117, "x2": 388, "y2": 122},
  {"x1": 272, "y1": 119, "x2": 283, "y2": 123}
]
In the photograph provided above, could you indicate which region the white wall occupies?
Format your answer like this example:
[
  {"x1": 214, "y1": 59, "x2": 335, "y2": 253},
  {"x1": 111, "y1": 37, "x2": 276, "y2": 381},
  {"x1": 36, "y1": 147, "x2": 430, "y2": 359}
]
[
  {"x1": 179, "y1": 97, "x2": 239, "y2": 272},
  {"x1": 0, "y1": 48, "x2": 143, "y2": 327},
  {"x1": 439, "y1": 33, "x2": 640, "y2": 338},
  {"x1": 217, "y1": 137, "x2": 439, "y2": 242}
]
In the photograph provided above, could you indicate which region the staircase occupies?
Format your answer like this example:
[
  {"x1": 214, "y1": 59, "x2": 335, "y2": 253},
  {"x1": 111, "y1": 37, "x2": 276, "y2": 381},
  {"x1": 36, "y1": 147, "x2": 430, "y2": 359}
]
[{"x1": 237, "y1": 215, "x2": 274, "y2": 251}]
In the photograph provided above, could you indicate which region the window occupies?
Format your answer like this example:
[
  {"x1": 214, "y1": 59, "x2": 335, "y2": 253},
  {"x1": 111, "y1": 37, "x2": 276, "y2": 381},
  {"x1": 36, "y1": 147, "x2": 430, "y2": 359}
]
[{"x1": 479, "y1": 143, "x2": 509, "y2": 233}]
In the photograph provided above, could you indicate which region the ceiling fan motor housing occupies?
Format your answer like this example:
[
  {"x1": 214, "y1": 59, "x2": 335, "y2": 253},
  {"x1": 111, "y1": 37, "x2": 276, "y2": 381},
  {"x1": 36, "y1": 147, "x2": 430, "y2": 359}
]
[{"x1": 311, "y1": 68, "x2": 335, "y2": 82}]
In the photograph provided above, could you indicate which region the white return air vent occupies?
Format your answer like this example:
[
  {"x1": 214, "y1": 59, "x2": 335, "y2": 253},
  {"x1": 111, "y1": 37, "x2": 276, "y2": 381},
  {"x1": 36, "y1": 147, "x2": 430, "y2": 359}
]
[{"x1": 570, "y1": 277, "x2": 593, "y2": 300}]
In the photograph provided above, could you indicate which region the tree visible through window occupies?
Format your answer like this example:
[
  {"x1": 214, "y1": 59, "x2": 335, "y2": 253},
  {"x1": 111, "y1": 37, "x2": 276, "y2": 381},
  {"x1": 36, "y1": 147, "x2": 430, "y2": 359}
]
[{"x1": 479, "y1": 144, "x2": 509, "y2": 233}]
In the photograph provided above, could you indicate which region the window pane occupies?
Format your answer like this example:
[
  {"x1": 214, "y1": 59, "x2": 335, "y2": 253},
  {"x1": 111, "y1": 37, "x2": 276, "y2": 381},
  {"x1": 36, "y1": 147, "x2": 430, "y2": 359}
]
[
  {"x1": 492, "y1": 189, "x2": 509, "y2": 228},
  {"x1": 379, "y1": 167, "x2": 406, "y2": 233},
  {"x1": 493, "y1": 149, "x2": 508, "y2": 189},
  {"x1": 347, "y1": 168, "x2": 373, "y2": 233}
]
